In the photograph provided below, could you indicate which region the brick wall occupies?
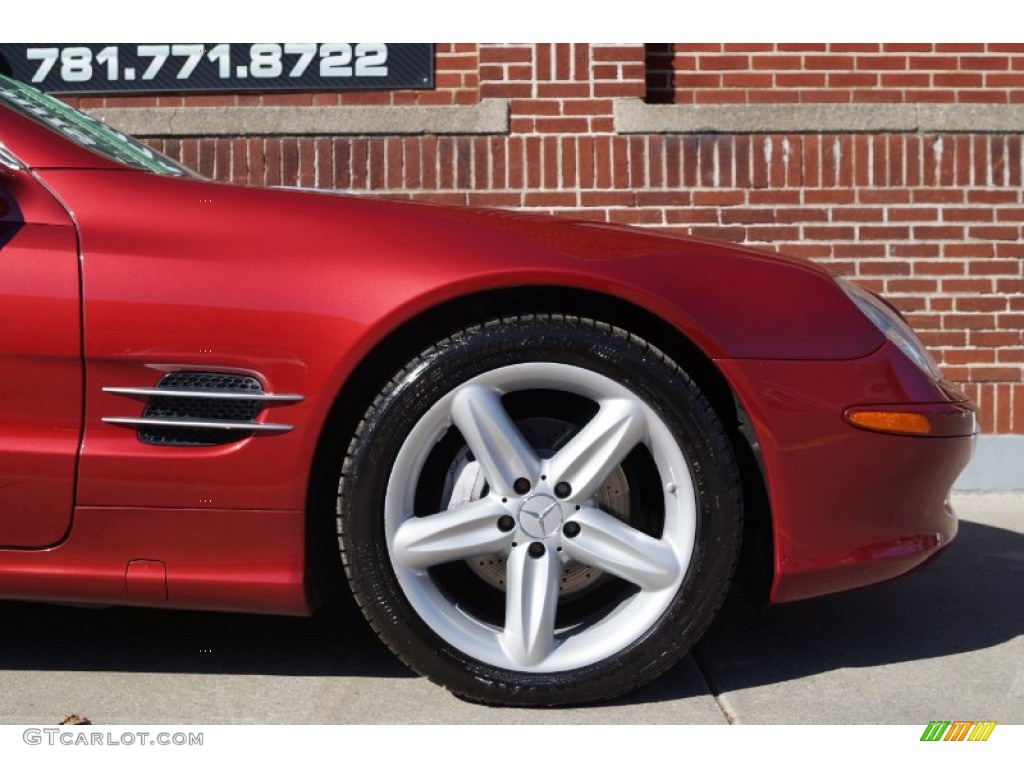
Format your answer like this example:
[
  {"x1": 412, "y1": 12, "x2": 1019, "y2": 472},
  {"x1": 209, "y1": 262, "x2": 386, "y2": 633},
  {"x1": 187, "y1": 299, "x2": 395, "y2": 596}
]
[
  {"x1": 646, "y1": 43, "x2": 1024, "y2": 104},
  {"x1": 66, "y1": 43, "x2": 1024, "y2": 434}
]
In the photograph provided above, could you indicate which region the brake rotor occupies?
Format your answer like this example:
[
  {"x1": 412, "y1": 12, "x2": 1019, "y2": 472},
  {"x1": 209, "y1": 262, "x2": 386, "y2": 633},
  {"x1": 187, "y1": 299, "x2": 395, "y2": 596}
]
[{"x1": 440, "y1": 417, "x2": 632, "y2": 597}]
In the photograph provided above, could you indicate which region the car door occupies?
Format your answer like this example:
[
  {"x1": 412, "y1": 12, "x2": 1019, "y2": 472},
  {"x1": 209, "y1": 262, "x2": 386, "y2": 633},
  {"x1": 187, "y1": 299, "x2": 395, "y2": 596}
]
[{"x1": 0, "y1": 155, "x2": 81, "y2": 547}]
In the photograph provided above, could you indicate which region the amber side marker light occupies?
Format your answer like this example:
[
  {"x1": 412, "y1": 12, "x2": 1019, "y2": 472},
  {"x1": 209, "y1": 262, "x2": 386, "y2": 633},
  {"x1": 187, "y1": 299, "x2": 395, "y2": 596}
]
[{"x1": 846, "y1": 409, "x2": 933, "y2": 436}]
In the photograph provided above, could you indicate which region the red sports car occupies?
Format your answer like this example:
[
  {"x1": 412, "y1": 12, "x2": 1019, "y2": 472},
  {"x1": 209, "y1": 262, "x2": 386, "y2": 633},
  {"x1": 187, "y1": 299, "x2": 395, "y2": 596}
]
[{"x1": 0, "y1": 74, "x2": 975, "y2": 706}]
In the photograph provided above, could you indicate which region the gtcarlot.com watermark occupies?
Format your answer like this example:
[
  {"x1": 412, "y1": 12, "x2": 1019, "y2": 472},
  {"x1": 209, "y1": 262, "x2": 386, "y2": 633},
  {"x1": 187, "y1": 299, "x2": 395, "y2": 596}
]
[{"x1": 23, "y1": 729, "x2": 203, "y2": 747}]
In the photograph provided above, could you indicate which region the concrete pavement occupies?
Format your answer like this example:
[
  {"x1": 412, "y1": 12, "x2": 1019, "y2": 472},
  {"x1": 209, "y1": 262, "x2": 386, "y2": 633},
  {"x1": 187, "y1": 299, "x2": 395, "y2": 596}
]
[{"x1": 0, "y1": 494, "x2": 1020, "y2": 725}]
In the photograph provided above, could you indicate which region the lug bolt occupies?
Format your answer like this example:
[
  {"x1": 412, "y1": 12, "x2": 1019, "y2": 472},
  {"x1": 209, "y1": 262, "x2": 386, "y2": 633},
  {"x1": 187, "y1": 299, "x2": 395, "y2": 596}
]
[
  {"x1": 554, "y1": 481, "x2": 572, "y2": 499},
  {"x1": 513, "y1": 477, "x2": 531, "y2": 495},
  {"x1": 563, "y1": 521, "x2": 581, "y2": 538},
  {"x1": 497, "y1": 515, "x2": 515, "y2": 532},
  {"x1": 528, "y1": 542, "x2": 546, "y2": 558}
]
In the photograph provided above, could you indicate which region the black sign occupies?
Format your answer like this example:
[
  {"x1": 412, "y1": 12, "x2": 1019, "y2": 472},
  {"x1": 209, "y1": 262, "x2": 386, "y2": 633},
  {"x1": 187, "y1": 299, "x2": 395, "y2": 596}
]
[{"x1": 0, "y1": 44, "x2": 434, "y2": 94}]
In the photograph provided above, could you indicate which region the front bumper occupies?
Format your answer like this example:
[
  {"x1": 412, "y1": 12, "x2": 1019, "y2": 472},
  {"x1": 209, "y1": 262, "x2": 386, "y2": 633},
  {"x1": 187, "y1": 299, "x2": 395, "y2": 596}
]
[{"x1": 717, "y1": 341, "x2": 976, "y2": 603}]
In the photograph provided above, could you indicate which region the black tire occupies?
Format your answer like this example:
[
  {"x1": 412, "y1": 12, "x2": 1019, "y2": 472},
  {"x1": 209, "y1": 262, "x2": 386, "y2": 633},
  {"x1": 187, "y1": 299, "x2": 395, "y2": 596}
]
[{"x1": 338, "y1": 314, "x2": 741, "y2": 706}]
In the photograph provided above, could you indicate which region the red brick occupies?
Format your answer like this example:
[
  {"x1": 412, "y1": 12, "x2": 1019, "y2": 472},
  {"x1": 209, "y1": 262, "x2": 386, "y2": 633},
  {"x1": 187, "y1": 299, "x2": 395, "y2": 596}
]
[
  {"x1": 969, "y1": 225, "x2": 1021, "y2": 240},
  {"x1": 263, "y1": 139, "x2": 283, "y2": 187},
  {"x1": 607, "y1": 209, "x2": 665, "y2": 225},
  {"x1": 804, "y1": 55, "x2": 854, "y2": 70},
  {"x1": 669, "y1": 56, "x2": 699, "y2": 71},
  {"x1": 369, "y1": 141, "x2": 386, "y2": 189},
  {"x1": 986, "y1": 73, "x2": 1024, "y2": 87},
  {"x1": 935, "y1": 44, "x2": 986, "y2": 53},
  {"x1": 861, "y1": 225, "x2": 910, "y2": 240},
  {"x1": 721, "y1": 208, "x2": 776, "y2": 224},
  {"x1": 883, "y1": 43, "x2": 934, "y2": 53},
  {"x1": 969, "y1": 260, "x2": 1019, "y2": 275},
  {"x1": 481, "y1": 81, "x2": 531, "y2": 98},
  {"x1": 745, "y1": 225, "x2": 801, "y2": 240},
  {"x1": 803, "y1": 189, "x2": 856, "y2": 205},
  {"x1": 919, "y1": 331, "x2": 968, "y2": 347},
  {"x1": 687, "y1": 226, "x2": 745, "y2": 242},
  {"x1": 775, "y1": 207, "x2": 829, "y2": 223},
  {"x1": 776, "y1": 73, "x2": 828, "y2": 88},
  {"x1": 665, "y1": 209, "x2": 719, "y2": 224},
  {"x1": 853, "y1": 89, "x2": 904, "y2": 103},
  {"x1": 960, "y1": 90, "x2": 1007, "y2": 104},
  {"x1": 892, "y1": 244, "x2": 942, "y2": 259},
  {"x1": 997, "y1": 278, "x2": 1024, "y2": 293},
  {"x1": 955, "y1": 296, "x2": 1009, "y2": 312},
  {"x1": 860, "y1": 260, "x2": 912, "y2": 275},
  {"x1": 887, "y1": 278, "x2": 938, "y2": 292},
  {"x1": 610, "y1": 136, "x2": 629, "y2": 189},
  {"x1": 522, "y1": 191, "x2": 577, "y2": 208},
  {"x1": 832, "y1": 207, "x2": 884, "y2": 222},
  {"x1": 692, "y1": 190, "x2": 745, "y2": 206},
  {"x1": 747, "y1": 189, "x2": 801, "y2": 205},
  {"x1": 943, "y1": 278, "x2": 996, "y2": 293},
  {"x1": 942, "y1": 207, "x2": 994, "y2": 222},
  {"x1": 698, "y1": 55, "x2": 750, "y2": 70},
  {"x1": 830, "y1": 44, "x2": 881, "y2": 53},
  {"x1": 594, "y1": 82, "x2": 645, "y2": 98},
  {"x1": 856, "y1": 56, "x2": 907, "y2": 70},
  {"x1": 695, "y1": 89, "x2": 748, "y2": 104},
  {"x1": 915, "y1": 261, "x2": 965, "y2": 275},
  {"x1": 912, "y1": 189, "x2": 964, "y2": 204},
  {"x1": 536, "y1": 82, "x2": 591, "y2": 99},
  {"x1": 960, "y1": 56, "x2": 1010, "y2": 70},
  {"x1": 971, "y1": 331, "x2": 1022, "y2": 348},
  {"x1": 933, "y1": 73, "x2": 983, "y2": 88},
  {"x1": 481, "y1": 47, "x2": 532, "y2": 64},
  {"x1": 803, "y1": 226, "x2": 857, "y2": 240},
  {"x1": 592, "y1": 45, "x2": 644, "y2": 62},
  {"x1": 969, "y1": 367, "x2": 1022, "y2": 383},
  {"x1": 944, "y1": 349, "x2": 996, "y2": 364},
  {"x1": 749, "y1": 91, "x2": 801, "y2": 103},
  {"x1": 942, "y1": 313, "x2": 991, "y2": 331},
  {"x1": 888, "y1": 207, "x2": 938, "y2": 225},
  {"x1": 881, "y1": 73, "x2": 931, "y2": 88},
  {"x1": 913, "y1": 225, "x2": 965, "y2": 240},
  {"x1": 721, "y1": 73, "x2": 774, "y2": 88},
  {"x1": 788, "y1": 244, "x2": 837, "y2": 260},
  {"x1": 995, "y1": 205, "x2": 1024, "y2": 221},
  {"x1": 827, "y1": 72, "x2": 878, "y2": 87},
  {"x1": 533, "y1": 117, "x2": 591, "y2": 133},
  {"x1": 751, "y1": 56, "x2": 802, "y2": 70},
  {"x1": 859, "y1": 189, "x2": 911, "y2": 204},
  {"x1": 835, "y1": 243, "x2": 888, "y2": 259},
  {"x1": 968, "y1": 189, "x2": 1017, "y2": 204},
  {"x1": 944, "y1": 243, "x2": 995, "y2": 258},
  {"x1": 674, "y1": 73, "x2": 722, "y2": 88}
]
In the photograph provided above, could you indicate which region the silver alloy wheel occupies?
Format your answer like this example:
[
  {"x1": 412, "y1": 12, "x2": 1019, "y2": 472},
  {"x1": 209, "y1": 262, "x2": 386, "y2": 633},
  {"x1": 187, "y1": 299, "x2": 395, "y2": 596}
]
[{"x1": 384, "y1": 362, "x2": 697, "y2": 673}]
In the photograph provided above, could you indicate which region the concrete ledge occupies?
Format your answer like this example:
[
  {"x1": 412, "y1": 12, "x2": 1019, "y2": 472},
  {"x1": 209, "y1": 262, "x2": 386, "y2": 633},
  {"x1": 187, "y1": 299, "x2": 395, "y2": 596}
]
[
  {"x1": 954, "y1": 435, "x2": 1024, "y2": 493},
  {"x1": 85, "y1": 99, "x2": 510, "y2": 137},
  {"x1": 615, "y1": 99, "x2": 1024, "y2": 135}
]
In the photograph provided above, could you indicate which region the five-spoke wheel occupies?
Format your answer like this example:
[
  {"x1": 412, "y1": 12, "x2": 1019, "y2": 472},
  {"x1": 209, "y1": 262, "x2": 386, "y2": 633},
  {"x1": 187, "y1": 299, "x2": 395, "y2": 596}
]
[{"x1": 339, "y1": 316, "x2": 741, "y2": 706}]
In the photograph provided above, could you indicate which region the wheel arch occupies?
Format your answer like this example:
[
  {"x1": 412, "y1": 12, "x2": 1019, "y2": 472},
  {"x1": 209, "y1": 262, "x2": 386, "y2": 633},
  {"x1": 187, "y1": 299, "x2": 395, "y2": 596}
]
[{"x1": 302, "y1": 285, "x2": 774, "y2": 609}]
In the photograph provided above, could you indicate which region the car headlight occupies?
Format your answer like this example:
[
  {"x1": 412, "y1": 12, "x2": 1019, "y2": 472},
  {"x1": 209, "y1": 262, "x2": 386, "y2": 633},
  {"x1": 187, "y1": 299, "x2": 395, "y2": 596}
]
[{"x1": 837, "y1": 278, "x2": 943, "y2": 382}]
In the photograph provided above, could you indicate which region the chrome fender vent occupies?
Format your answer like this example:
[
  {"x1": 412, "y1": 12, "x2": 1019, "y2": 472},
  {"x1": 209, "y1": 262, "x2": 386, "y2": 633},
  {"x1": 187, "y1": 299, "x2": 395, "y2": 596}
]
[{"x1": 103, "y1": 372, "x2": 303, "y2": 447}]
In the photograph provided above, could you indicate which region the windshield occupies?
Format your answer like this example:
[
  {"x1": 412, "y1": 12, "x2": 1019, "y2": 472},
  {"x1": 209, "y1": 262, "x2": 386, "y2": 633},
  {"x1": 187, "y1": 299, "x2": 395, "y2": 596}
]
[{"x1": 0, "y1": 74, "x2": 195, "y2": 176}]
